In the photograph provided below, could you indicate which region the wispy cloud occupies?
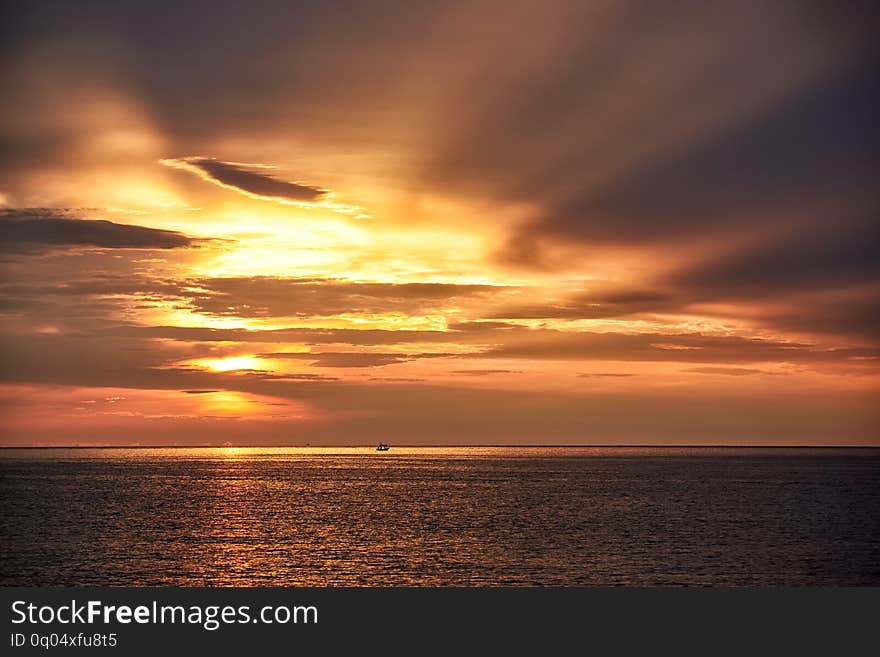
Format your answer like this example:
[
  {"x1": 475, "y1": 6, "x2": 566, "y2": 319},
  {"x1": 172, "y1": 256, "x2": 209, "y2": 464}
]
[
  {"x1": 449, "y1": 369, "x2": 522, "y2": 376},
  {"x1": 159, "y1": 157, "x2": 367, "y2": 216},
  {"x1": 262, "y1": 351, "x2": 454, "y2": 368},
  {"x1": 160, "y1": 157, "x2": 327, "y2": 204},
  {"x1": 683, "y1": 367, "x2": 770, "y2": 376}
]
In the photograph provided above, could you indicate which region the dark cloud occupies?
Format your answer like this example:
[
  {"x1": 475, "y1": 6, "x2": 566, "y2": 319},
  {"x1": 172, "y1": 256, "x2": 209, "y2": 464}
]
[
  {"x1": 513, "y1": 61, "x2": 880, "y2": 248},
  {"x1": 652, "y1": 216, "x2": 879, "y2": 340},
  {"x1": 479, "y1": 331, "x2": 880, "y2": 365},
  {"x1": 187, "y1": 277, "x2": 513, "y2": 317},
  {"x1": 594, "y1": 290, "x2": 672, "y2": 305},
  {"x1": 0, "y1": 1, "x2": 454, "y2": 148},
  {"x1": 182, "y1": 389, "x2": 219, "y2": 394},
  {"x1": 0, "y1": 262, "x2": 520, "y2": 334},
  {"x1": 669, "y1": 216, "x2": 879, "y2": 298},
  {"x1": 0, "y1": 277, "x2": 187, "y2": 299},
  {"x1": 754, "y1": 292, "x2": 880, "y2": 342},
  {"x1": 0, "y1": 211, "x2": 196, "y2": 253},
  {"x1": 489, "y1": 288, "x2": 679, "y2": 320},
  {"x1": 0, "y1": 332, "x2": 200, "y2": 388},
  {"x1": 160, "y1": 157, "x2": 328, "y2": 203},
  {"x1": 491, "y1": 216, "x2": 880, "y2": 342}
]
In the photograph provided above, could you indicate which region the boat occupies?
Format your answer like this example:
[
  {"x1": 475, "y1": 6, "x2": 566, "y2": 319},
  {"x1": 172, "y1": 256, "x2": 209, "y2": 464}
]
[{"x1": 375, "y1": 442, "x2": 390, "y2": 451}]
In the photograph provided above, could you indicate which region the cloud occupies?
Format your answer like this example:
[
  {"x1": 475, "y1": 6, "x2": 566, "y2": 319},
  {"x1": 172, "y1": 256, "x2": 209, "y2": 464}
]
[
  {"x1": 102, "y1": 324, "x2": 458, "y2": 346},
  {"x1": 368, "y1": 377, "x2": 426, "y2": 383},
  {"x1": 447, "y1": 321, "x2": 518, "y2": 332},
  {"x1": 683, "y1": 367, "x2": 769, "y2": 376},
  {"x1": 262, "y1": 351, "x2": 453, "y2": 368},
  {"x1": 0, "y1": 256, "x2": 518, "y2": 335},
  {"x1": 577, "y1": 373, "x2": 635, "y2": 378},
  {"x1": 160, "y1": 157, "x2": 327, "y2": 204},
  {"x1": 668, "y1": 215, "x2": 879, "y2": 298},
  {"x1": 187, "y1": 277, "x2": 514, "y2": 318},
  {"x1": 0, "y1": 210, "x2": 196, "y2": 253},
  {"x1": 449, "y1": 369, "x2": 521, "y2": 376},
  {"x1": 505, "y1": 62, "x2": 880, "y2": 251},
  {"x1": 0, "y1": 277, "x2": 186, "y2": 300},
  {"x1": 754, "y1": 292, "x2": 880, "y2": 342},
  {"x1": 488, "y1": 288, "x2": 678, "y2": 320},
  {"x1": 93, "y1": 322, "x2": 880, "y2": 370},
  {"x1": 650, "y1": 215, "x2": 879, "y2": 340},
  {"x1": 244, "y1": 373, "x2": 338, "y2": 381},
  {"x1": 1, "y1": 327, "x2": 877, "y2": 445},
  {"x1": 478, "y1": 331, "x2": 880, "y2": 365},
  {"x1": 490, "y1": 215, "x2": 880, "y2": 342}
]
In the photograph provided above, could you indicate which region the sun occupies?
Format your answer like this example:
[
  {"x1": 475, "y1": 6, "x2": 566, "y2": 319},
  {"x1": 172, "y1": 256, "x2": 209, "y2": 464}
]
[{"x1": 198, "y1": 356, "x2": 264, "y2": 372}]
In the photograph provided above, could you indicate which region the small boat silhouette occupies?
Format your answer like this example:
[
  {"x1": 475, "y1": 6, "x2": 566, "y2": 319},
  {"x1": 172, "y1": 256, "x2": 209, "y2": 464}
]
[{"x1": 375, "y1": 442, "x2": 390, "y2": 451}]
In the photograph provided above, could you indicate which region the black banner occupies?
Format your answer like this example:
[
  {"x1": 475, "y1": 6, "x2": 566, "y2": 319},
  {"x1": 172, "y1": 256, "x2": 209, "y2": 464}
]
[{"x1": 2, "y1": 588, "x2": 877, "y2": 654}]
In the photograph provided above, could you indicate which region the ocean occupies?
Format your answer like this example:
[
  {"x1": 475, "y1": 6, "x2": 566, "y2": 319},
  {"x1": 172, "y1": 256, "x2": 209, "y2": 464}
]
[{"x1": 1, "y1": 447, "x2": 878, "y2": 586}]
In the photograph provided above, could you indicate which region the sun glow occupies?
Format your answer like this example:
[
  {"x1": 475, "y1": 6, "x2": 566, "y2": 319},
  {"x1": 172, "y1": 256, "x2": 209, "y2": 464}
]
[{"x1": 197, "y1": 357, "x2": 265, "y2": 372}]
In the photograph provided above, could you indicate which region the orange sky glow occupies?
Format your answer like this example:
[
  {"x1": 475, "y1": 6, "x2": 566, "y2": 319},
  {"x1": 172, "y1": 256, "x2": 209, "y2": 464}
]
[{"x1": 1, "y1": 1, "x2": 878, "y2": 445}]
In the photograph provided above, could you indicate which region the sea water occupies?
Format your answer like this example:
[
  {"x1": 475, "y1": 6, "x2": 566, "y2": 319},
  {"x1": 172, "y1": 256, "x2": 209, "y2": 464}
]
[{"x1": 1, "y1": 447, "x2": 877, "y2": 586}]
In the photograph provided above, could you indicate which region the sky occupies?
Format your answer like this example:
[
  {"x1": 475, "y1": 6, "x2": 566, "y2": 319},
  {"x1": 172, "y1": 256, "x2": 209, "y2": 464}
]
[{"x1": 0, "y1": 0, "x2": 878, "y2": 445}]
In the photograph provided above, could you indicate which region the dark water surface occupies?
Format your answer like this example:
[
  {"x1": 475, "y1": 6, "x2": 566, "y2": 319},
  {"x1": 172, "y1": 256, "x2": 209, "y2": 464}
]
[{"x1": 1, "y1": 447, "x2": 878, "y2": 586}]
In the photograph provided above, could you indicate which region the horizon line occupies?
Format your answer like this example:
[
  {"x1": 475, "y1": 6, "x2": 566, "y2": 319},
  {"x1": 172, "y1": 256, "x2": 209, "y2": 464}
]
[{"x1": 1, "y1": 444, "x2": 878, "y2": 449}]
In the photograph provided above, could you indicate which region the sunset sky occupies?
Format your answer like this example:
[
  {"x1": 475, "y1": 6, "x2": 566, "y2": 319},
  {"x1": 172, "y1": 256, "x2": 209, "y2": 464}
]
[{"x1": 1, "y1": 1, "x2": 877, "y2": 445}]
